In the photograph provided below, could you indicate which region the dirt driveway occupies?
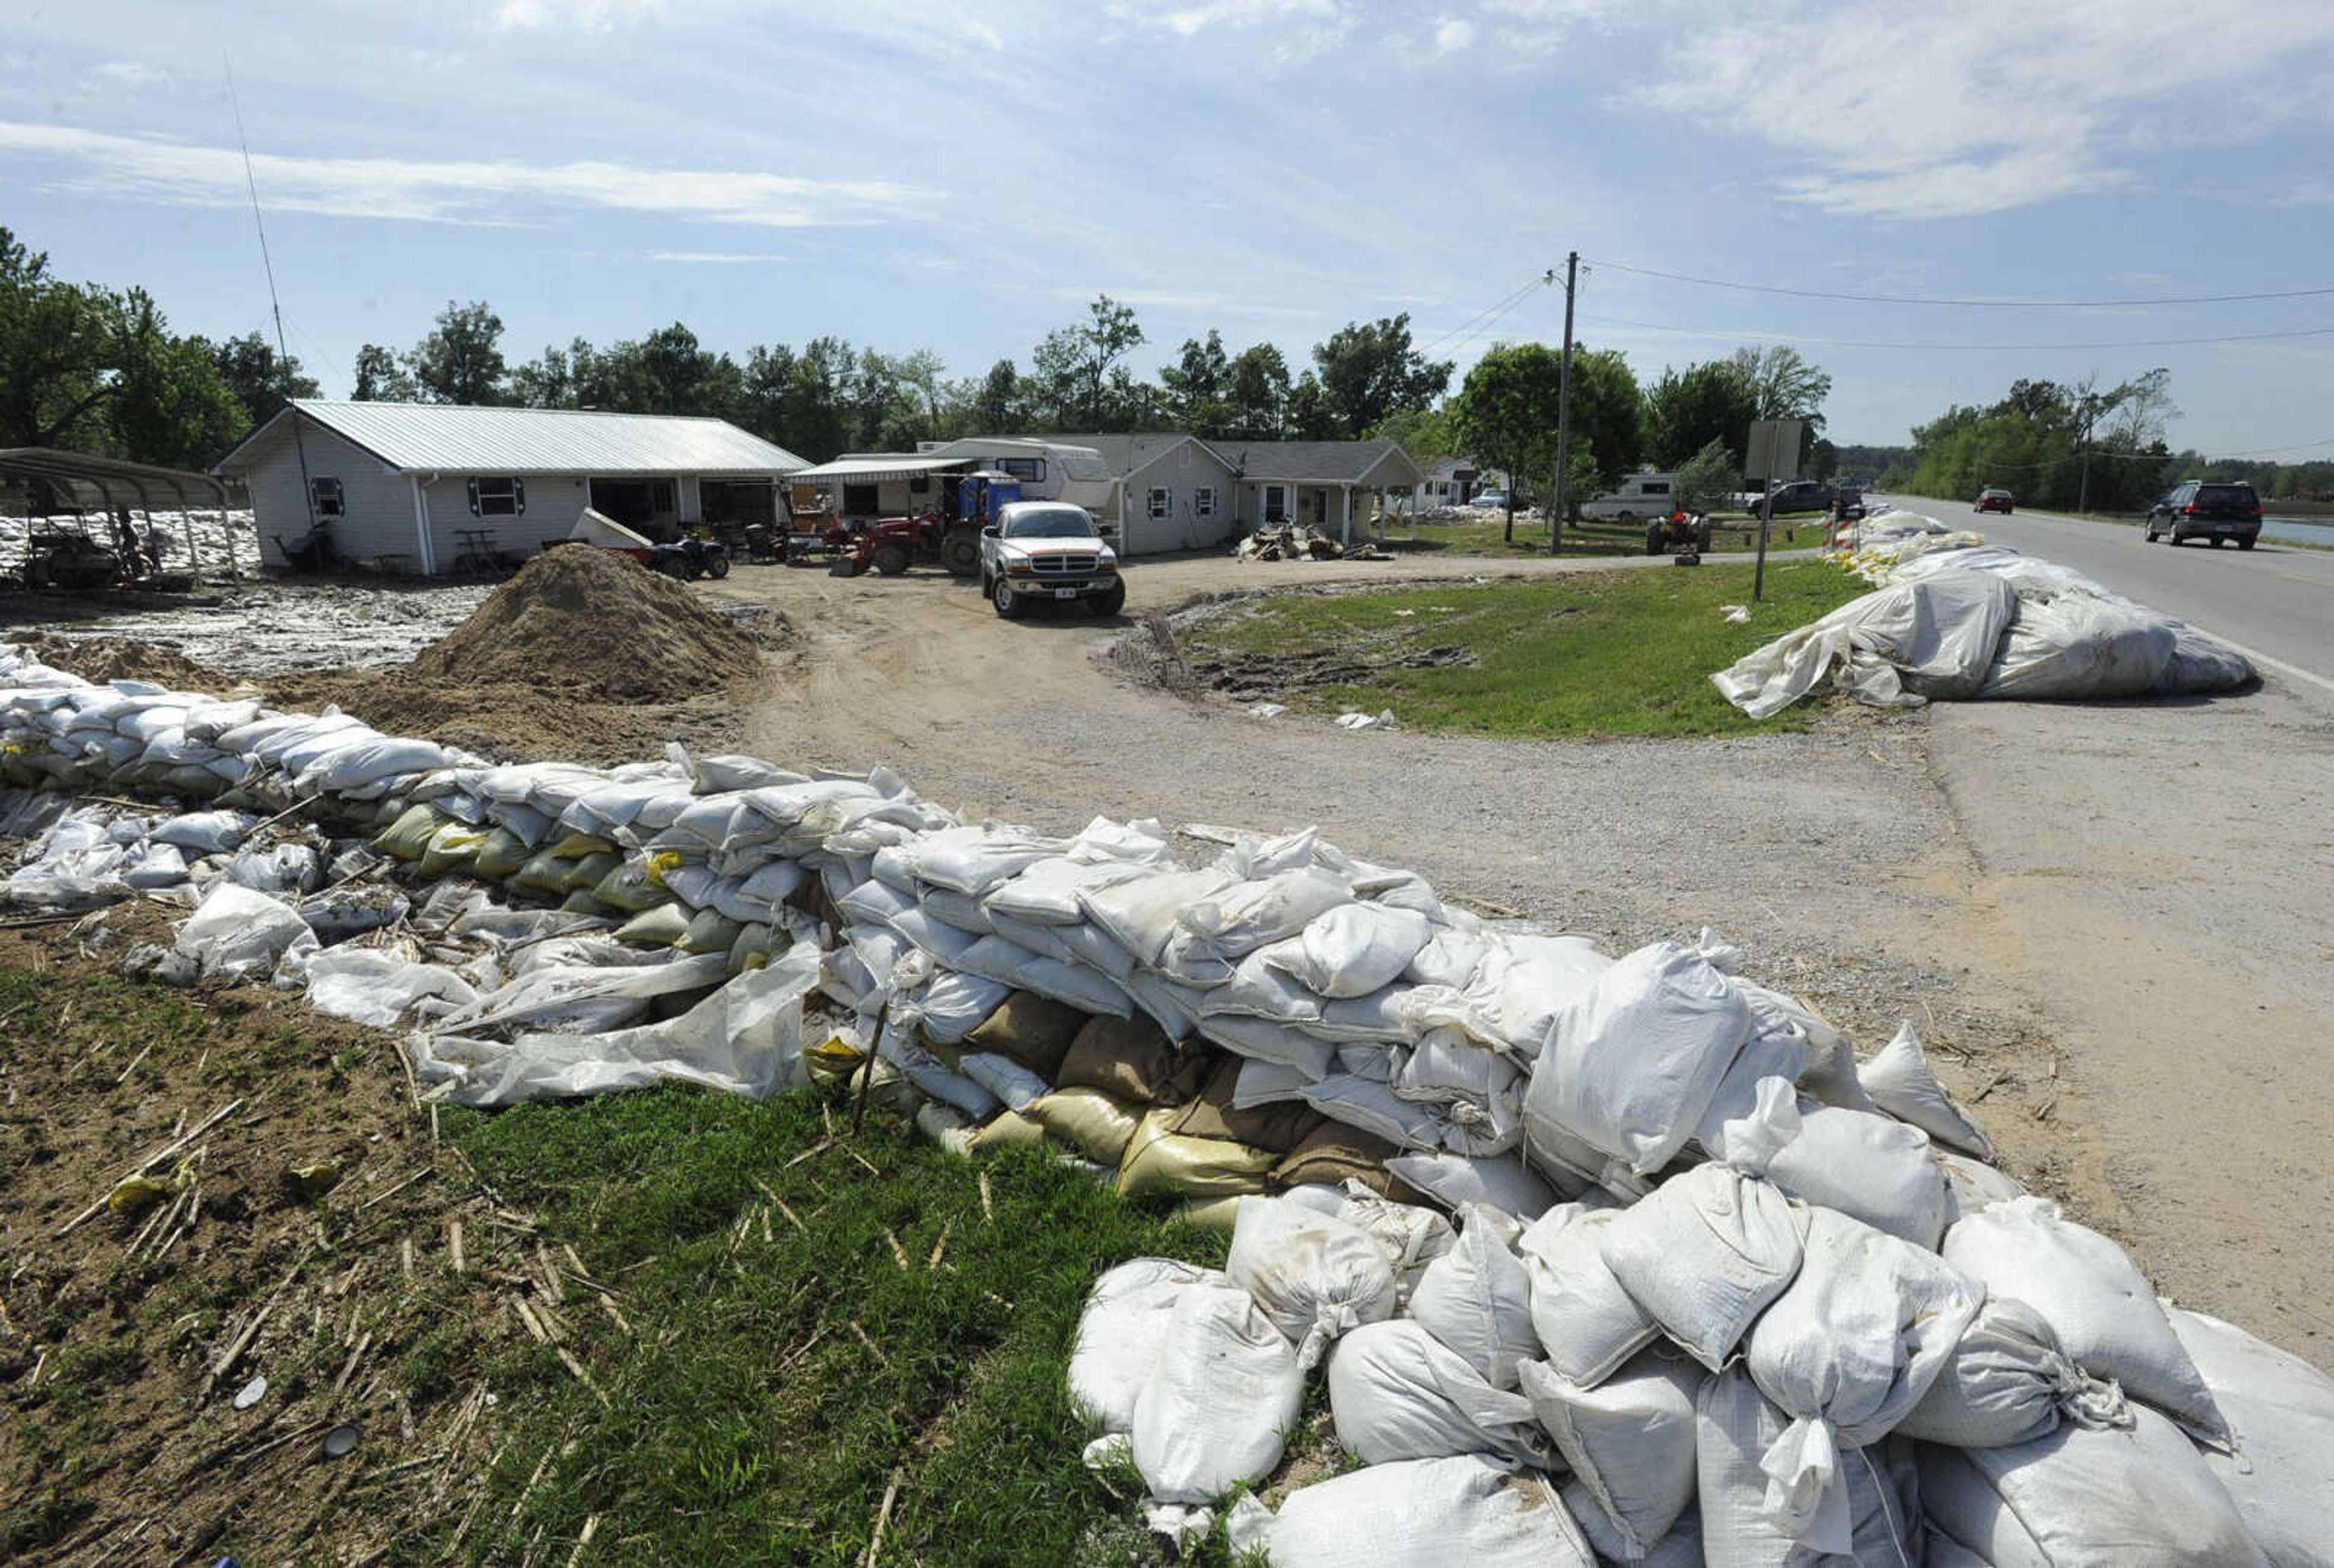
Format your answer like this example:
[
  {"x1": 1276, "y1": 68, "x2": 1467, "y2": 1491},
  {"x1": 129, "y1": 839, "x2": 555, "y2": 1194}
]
[{"x1": 705, "y1": 551, "x2": 2334, "y2": 1369}]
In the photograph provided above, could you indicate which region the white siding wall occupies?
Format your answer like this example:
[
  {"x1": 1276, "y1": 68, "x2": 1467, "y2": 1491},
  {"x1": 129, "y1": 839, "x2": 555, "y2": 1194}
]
[
  {"x1": 244, "y1": 425, "x2": 416, "y2": 568},
  {"x1": 421, "y1": 473, "x2": 597, "y2": 566},
  {"x1": 1120, "y1": 443, "x2": 1241, "y2": 554}
]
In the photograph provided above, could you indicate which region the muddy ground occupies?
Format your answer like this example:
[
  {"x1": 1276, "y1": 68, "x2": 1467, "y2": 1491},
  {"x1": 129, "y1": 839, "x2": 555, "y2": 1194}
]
[{"x1": 4, "y1": 544, "x2": 2330, "y2": 1374}]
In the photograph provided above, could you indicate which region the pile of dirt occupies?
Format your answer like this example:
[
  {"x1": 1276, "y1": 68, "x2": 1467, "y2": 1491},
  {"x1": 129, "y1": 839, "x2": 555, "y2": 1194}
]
[
  {"x1": 10, "y1": 632, "x2": 229, "y2": 689},
  {"x1": 406, "y1": 545, "x2": 765, "y2": 701}
]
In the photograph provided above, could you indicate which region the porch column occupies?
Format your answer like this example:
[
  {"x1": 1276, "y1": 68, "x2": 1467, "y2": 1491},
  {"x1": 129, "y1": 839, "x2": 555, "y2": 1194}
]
[{"x1": 1339, "y1": 484, "x2": 1352, "y2": 545}]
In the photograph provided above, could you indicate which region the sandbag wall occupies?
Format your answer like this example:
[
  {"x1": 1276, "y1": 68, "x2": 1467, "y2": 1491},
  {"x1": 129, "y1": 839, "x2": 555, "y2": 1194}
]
[{"x1": 4, "y1": 642, "x2": 2329, "y2": 1564}]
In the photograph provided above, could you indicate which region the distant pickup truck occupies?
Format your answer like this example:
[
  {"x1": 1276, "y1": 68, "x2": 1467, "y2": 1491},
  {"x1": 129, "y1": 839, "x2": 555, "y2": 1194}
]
[{"x1": 978, "y1": 501, "x2": 1126, "y2": 619}]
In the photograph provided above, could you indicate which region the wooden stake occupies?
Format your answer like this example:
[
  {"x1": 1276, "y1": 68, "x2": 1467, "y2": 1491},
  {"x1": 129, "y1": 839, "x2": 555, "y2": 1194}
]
[
  {"x1": 449, "y1": 1220, "x2": 467, "y2": 1275},
  {"x1": 883, "y1": 1230, "x2": 909, "y2": 1272},
  {"x1": 977, "y1": 1172, "x2": 993, "y2": 1222},
  {"x1": 861, "y1": 1465, "x2": 904, "y2": 1567},
  {"x1": 926, "y1": 1219, "x2": 953, "y2": 1272},
  {"x1": 850, "y1": 1002, "x2": 890, "y2": 1136}
]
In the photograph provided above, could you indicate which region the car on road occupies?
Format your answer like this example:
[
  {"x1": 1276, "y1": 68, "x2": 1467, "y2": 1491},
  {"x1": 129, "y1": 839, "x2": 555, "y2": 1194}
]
[
  {"x1": 1975, "y1": 487, "x2": 2015, "y2": 515},
  {"x1": 1471, "y1": 489, "x2": 1520, "y2": 511},
  {"x1": 2144, "y1": 480, "x2": 2262, "y2": 549},
  {"x1": 979, "y1": 501, "x2": 1124, "y2": 619},
  {"x1": 1754, "y1": 480, "x2": 1837, "y2": 516}
]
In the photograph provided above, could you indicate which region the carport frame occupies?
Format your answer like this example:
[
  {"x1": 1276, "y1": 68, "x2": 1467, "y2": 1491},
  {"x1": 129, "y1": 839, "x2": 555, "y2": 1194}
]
[{"x1": 0, "y1": 447, "x2": 246, "y2": 588}]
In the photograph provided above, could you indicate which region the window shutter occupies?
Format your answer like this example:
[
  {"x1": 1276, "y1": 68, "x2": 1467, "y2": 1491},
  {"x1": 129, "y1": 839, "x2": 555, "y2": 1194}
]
[
  {"x1": 513, "y1": 479, "x2": 526, "y2": 515},
  {"x1": 467, "y1": 479, "x2": 481, "y2": 515}
]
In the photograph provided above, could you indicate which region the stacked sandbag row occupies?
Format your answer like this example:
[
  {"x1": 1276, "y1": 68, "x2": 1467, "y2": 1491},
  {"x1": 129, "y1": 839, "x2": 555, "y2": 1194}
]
[{"x1": 2, "y1": 644, "x2": 2327, "y2": 1561}]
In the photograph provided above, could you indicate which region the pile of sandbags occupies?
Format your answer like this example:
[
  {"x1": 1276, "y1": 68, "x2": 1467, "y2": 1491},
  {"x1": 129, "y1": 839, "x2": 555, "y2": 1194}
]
[
  {"x1": 4, "y1": 639, "x2": 2328, "y2": 1563},
  {"x1": 1715, "y1": 517, "x2": 2254, "y2": 716}
]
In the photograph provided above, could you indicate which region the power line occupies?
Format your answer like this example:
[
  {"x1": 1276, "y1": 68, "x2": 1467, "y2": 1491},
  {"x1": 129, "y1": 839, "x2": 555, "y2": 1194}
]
[
  {"x1": 1585, "y1": 257, "x2": 2334, "y2": 311},
  {"x1": 1576, "y1": 311, "x2": 2334, "y2": 353},
  {"x1": 1416, "y1": 272, "x2": 1552, "y2": 360}
]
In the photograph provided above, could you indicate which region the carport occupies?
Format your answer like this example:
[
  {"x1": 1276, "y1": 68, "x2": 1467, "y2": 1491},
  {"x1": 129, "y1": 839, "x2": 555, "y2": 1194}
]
[
  {"x1": 0, "y1": 447, "x2": 246, "y2": 588},
  {"x1": 792, "y1": 455, "x2": 979, "y2": 523}
]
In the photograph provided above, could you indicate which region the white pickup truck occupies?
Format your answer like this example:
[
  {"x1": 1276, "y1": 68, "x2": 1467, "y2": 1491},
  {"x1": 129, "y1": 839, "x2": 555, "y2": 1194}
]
[{"x1": 978, "y1": 501, "x2": 1126, "y2": 619}]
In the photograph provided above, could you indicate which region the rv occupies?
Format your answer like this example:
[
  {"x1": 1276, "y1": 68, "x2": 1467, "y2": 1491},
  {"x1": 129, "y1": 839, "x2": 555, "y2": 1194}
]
[{"x1": 1575, "y1": 470, "x2": 1679, "y2": 521}]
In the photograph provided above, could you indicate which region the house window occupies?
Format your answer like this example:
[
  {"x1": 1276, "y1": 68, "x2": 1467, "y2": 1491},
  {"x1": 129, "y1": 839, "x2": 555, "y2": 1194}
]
[
  {"x1": 309, "y1": 477, "x2": 345, "y2": 517},
  {"x1": 1193, "y1": 486, "x2": 1216, "y2": 517},
  {"x1": 995, "y1": 457, "x2": 1046, "y2": 483},
  {"x1": 1148, "y1": 487, "x2": 1172, "y2": 521},
  {"x1": 842, "y1": 483, "x2": 878, "y2": 515},
  {"x1": 651, "y1": 480, "x2": 676, "y2": 511},
  {"x1": 1640, "y1": 481, "x2": 1671, "y2": 497},
  {"x1": 468, "y1": 476, "x2": 526, "y2": 517}
]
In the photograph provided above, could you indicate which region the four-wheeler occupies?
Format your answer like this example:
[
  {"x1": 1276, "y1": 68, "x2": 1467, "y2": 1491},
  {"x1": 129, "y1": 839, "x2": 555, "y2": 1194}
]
[
  {"x1": 649, "y1": 535, "x2": 732, "y2": 580},
  {"x1": 979, "y1": 500, "x2": 1124, "y2": 619},
  {"x1": 828, "y1": 470, "x2": 1022, "y2": 580},
  {"x1": 1975, "y1": 487, "x2": 2015, "y2": 515},
  {"x1": 2144, "y1": 480, "x2": 2263, "y2": 549},
  {"x1": 1644, "y1": 509, "x2": 1715, "y2": 559}
]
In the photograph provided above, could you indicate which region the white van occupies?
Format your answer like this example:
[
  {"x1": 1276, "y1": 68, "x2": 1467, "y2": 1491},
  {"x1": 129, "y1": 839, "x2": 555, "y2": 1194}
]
[{"x1": 1575, "y1": 470, "x2": 1679, "y2": 520}]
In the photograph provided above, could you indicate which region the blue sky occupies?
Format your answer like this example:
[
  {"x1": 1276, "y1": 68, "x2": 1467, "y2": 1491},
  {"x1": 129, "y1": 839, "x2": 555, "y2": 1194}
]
[{"x1": 7, "y1": 0, "x2": 2334, "y2": 454}]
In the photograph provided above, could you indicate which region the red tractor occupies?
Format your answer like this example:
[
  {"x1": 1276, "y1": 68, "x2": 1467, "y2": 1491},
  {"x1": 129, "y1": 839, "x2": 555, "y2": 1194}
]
[
  {"x1": 828, "y1": 470, "x2": 1020, "y2": 579},
  {"x1": 1644, "y1": 509, "x2": 1715, "y2": 560}
]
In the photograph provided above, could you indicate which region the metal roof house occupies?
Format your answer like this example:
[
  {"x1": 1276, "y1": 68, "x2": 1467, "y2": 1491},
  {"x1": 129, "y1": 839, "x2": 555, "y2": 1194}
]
[
  {"x1": 1045, "y1": 434, "x2": 1242, "y2": 555},
  {"x1": 214, "y1": 401, "x2": 809, "y2": 574},
  {"x1": 1211, "y1": 439, "x2": 1427, "y2": 542}
]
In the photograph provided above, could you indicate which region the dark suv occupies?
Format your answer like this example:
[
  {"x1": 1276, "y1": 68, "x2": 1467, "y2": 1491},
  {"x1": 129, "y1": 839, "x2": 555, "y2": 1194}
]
[
  {"x1": 1757, "y1": 480, "x2": 1836, "y2": 515},
  {"x1": 2145, "y1": 481, "x2": 2262, "y2": 549}
]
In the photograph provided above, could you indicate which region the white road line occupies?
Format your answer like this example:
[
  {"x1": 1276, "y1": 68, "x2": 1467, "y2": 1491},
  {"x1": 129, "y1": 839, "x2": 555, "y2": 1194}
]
[{"x1": 2183, "y1": 624, "x2": 2334, "y2": 700}]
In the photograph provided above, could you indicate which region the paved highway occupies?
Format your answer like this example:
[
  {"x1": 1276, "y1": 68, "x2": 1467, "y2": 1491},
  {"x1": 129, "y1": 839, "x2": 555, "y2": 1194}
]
[{"x1": 1884, "y1": 495, "x2": 2334, "y2": 696}]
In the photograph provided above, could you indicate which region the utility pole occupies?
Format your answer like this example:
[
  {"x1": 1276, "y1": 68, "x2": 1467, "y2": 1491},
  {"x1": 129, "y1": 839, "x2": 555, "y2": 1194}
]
[{"x1": 1551, "y1": 252, "x2": 1578, "y2": 557}]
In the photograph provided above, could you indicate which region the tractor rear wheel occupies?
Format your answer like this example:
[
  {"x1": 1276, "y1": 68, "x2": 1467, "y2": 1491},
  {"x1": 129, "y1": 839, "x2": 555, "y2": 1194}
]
[
  {"x1": 941, "y1": 528, "x2": 981, "y2": 577},
  {"x1": 873, "y1": 544, "x2": 911, "y2": 577}
]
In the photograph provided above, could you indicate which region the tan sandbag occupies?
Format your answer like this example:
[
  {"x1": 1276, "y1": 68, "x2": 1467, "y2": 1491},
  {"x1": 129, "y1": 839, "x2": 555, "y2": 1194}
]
[
  {"x1": 1024, "y1": 1086, "x2": 1144, "y2": 1164},
  {"x1": 594, "y1": 858, "x2": 676, "y2": 913},
  {"x1": 1170, "y1": 1057, "x2": 1326, "y2": 1155},
  {"x1": 1117, "y1": 1109, "x2": 1276, "y2": 1201},
  {"x1": 558, "y1": 889, "x2": 613, "y2": 916},
  {"x1": 1172, "y1": 1195, "x2": 1247, "y2": 1233},
  {"x1": 417, "y1": 821, "x2": 489, "y2": 880},
  {"x1": 472, "y1": 826, "x2": 531, "y2": 881},
  {"x1": 546, "y1": 831, "x2": 617, "y2": 859},
  {"x1": 1059, "y1": 1014, "x2": 1214, "y2": 1105},
  {"x1": 963, "y1": 991, "x2": 1090, "y2": 1079},
  {"x1": 509, "y1": 850, "x2": 572, "y2": 896},
  {"x1": 676, "y1": 907, "x2": 743, "y2": 955},
  {"x1": 560, "y1": 850, "x2": 625, "y2": 894},
  {"x1": 1273, "y1": 1121, "x2": 1413, "y2": 1199},
  {"x1": 804, "y1": 1033, "x2": 867, "y2": 1085},
  {"x1": 371, "y1": 802, "x2": 449, "y2": 861},
  {"x1": 973, "y1": 1109, "x2": 1054, "y2": 1151},
  {"x1": 613, "y1": 903, "x2": 692, "y2": 947}
]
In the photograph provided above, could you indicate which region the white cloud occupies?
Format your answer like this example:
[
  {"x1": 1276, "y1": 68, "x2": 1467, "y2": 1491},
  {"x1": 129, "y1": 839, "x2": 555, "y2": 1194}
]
[
  {"x1": 649, "y1": 250, "x2": 790, "y2": 263},
  {"x1": 495, "y1": 0, "x2": 663, "y2": 30},
  {"x1": 88, "y1": 60, "x2": 169, "y2": 88},
  {"x1": 1638, "y1": 0, "x2": 2334, "y2": 220},
  {"x1": 0, "y1": 121, "x2": 930, "y2": 228},
  {"x1": 1118, "y1": 0, "x2": 1351, "y2": 61},
  {"x1": 1433, "y1": 16, "x2": 1475, "y2": 52}
]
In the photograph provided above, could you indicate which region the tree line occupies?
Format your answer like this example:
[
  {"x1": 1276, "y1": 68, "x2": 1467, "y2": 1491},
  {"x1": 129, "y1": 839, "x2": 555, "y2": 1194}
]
[{"x1": 1894, "y1": 371, "x2": 2181, "y2": 513}]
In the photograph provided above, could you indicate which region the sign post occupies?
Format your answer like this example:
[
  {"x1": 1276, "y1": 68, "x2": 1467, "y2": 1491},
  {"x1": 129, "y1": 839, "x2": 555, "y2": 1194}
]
[{"x1": 1744, "y1": 418, "x2": 1802, "y2": 602}]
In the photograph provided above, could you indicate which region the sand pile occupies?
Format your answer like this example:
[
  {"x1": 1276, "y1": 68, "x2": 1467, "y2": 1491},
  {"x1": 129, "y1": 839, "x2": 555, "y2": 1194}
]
[
  {"x1": 13, "y1": 632, "x2": 226, "y2": 688},
  {"x1": 407, "y1": 546, "x2": 763, "y2": 701}
]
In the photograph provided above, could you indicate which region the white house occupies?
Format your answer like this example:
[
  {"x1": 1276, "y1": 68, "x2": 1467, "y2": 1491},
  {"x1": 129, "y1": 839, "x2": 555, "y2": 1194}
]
[
  {"x1": 1408, "y1": 455, "x2": 1504, "y2": 509},
  {"x1": 215, "y1": 401, "x2": 810, "y2": 573},
  {"x1": 1047, "y1": 433, "x2": 1242, "y2": 554},
  {"x1": 1211, "y1": 439, "x2": 1427, "y2": 542}
]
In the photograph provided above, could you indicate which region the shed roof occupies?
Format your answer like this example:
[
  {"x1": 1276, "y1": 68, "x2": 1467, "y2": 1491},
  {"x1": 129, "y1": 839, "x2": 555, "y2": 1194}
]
[
  {"x1": 1044, "y1": 432, "x2": 1225, "y2": 478},
  {"x1": 215, "y1": 401, "x2": 810, "y2": 478},
  {"x1": 1219, "y1": 439, "x2": 1424, "y2": 487},
  {"x1": 791, "y1": 453, "x2": 980, "y2": 483}
]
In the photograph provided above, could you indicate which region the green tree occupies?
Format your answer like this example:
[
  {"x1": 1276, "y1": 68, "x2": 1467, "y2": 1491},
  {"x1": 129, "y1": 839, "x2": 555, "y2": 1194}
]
[
  {"x1": 734, "y1": 343, "x2": 796, "y2": 444},
  {"x1": 1285, "y1": 370, "x2": 1331, "y2": 440},
  {"x1": 108, "y1": 292, "x2": 247, "y2": 469},
  {"x1": 1451, "y1": 342, "x2": 1565, "y2": 540},
  {"x1": 1370, "y1": 402, "x2": 1457, "y2": 461},
  {"x1": 1224, "y1": 344, "x2": 1291, "y2": 441},
  {"x1": 1672, "y1": 437, "x2": 1740, "y2": 516},
  {"x1": 351, "y1": 343, "x2": 416, "y2": 402},
  {"x1": 0, "y1": 227, "x2": 123, "y2": 450},
  {"x1": 969, "y1": 357, "x2": 1023, "y2": 433},
  {"x1": 1565, "y1": 346, "x2": 1644, "y2": 498},
  {"x1": 1309, "y1": 314, "x2": 1451, "y2": 439},
  {"x1": 1904, "y1": 374, "x2": 2176, "y2": 512},
  {"x1": 207, "y1": 331, "x2": 318, "y2": 430},
  {"x1": 1641, "y1": 359, "x2": 1760, "y2": 469},
  {"x1": 1160, "y1": 330, "x2": 1233, "y2": 437},
  {"x1": 405, "y1": 300, "x2": 509, "y2": 405},
  {"x1": 1030, "y1": 295, "x2": 1146, "y2": 429}
]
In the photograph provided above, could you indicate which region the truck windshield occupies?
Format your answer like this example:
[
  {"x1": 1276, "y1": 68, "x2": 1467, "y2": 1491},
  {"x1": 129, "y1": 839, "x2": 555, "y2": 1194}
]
[{"x1": 1005, "y1": 510, "x2": 1093, "y2": 539}]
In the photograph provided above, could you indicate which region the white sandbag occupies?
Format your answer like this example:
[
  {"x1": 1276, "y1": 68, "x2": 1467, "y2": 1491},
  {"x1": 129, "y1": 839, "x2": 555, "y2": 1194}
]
[
  {"x1": 1940, "y1": 1152, "x2": 2025, "y2": 1228},
  {"x1": 876, "y1": 1023, "x2": 1000, "y2": 1121},
  {"x1": 918, "y1": 886, "x2": 994, "y2": 935},
  {"x1": 1067, "y1": 1258, "x2": 1225, "y2": 1435},
  {"x1": 1272, "y1": 901, "x2": 1434, "y2": 999},
  {"x1": 174, "y1": 882, "x2": 317, "y2": 982},
  {"x1": 1267, "y1": 1454, "x2": 1596, "y2": 1568},
  {"x1": 1561, "y1": 1480, "x2": 1707, "y2": 1568},
  {"x1": 1516, "y1": 1203, "x2": 1662, "y2": 1389},
  {"x1": 148, "y1": 810, "x2": 258, "y2": 854},
  {"x1": 1406, "y1": 927, "x2": 1490, "y2": 989},
  {"x1": 956, "y1": 1051, "x2": 1050, "y2": 1113},
  {"x1": 911, "y1": 971, "x2": 1016, "y2": 1045},
  {"x1": 1920, "y1": 1403, "x2": 2267, "y2": 1568},
  {"x1": 904, "y1": 823, "x2": 1061, "y2": 896},
  {"x1": 1334, "y1": 1190, "x2": 1458, "y2": 1305},
  {"x1": 1201, "y1": 941, "x2": 1325, "y2": 1022},
  {"x1": 229, "y1": 842, "x2": 324, "y2": 896},
  {"x1": 1196, "y1": 1011, "x2": 1337, "y2": 1079},
  {"x1": 1527, "y1": 941, "x2": 1754, "y2": 1175},
  {"x1": 1407, "y1": 1205, "x2": 1540, "y2": 1389},
  {"x1": 1897, "y1": 1294, "x2": 2129, "y2": 1449},
  {"x1": 1713, "y1": 569, "x2": 2019, "y2": 717},
  {"x1": 1597, "y1": 1164, "x2": 1805, "y2": 1373},
  {"x1": 2167, "y1": 1307, "x2": 2334, "y2": 1568},
  {"x1": 1326, "y1": 1319, "x2": 1550, "y2": 1468},
  {"x1": 1520, "y1": 1347, "x2": 1704, "y2": 1560},
  {"x1": 1977, "y1": 588, "x2": 2179, "y2": 701},
  {"x1": 1696, "y1": 1366, "x2": 1927, "y2": 1568},
  {"x1": 1297, "y1": 1071, "x2": 1444, "y2": 1150},
  {"x1": 1224, "y1": 1195, "x2": 1398, "y2": 1369},
  {"x1": 1858, "y1": 1020, "x2": 1997, "y2": 1159},
  {"x1": 1079, "y1": 868, "x2": 1238, "y2": 967},
  {"x1": 1179, "y1": 865, "x2": 1354, "y2": 957},
  {"x1": 1386, "y1": 1149, "x2": 1558, "y2": 1221},
  {"x1": 1129, "y1": 1284, "x2": 1303, "y2": 1504},
  {"x1": 984, "y1": 855, "x2": 1149, "y2": 925},
  {"x1": 2156, "y1": 624, "x2": 2254, "y2": 694},
  {"x1": 305, "y1": 946, "x2": 479, "y2": 1028},
  {"x1": 1942, "y1": 1196, "x2": 2226, "y2": 1439},
  {"x1": 1010, "y1": 952, "x2": 1132, "y2": 1019},
  {"x1": 1720, "y1": 1079, "x2": 1949, "y2": 1250}
]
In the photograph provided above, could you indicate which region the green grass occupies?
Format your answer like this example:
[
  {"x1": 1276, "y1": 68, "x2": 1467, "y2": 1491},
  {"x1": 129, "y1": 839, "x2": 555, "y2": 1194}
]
[
  {"x1": 1385, "y1": 516, "x2": 1828, "y2": 559},
  {"x1": 1187, "y1": 557, "x2": 1868, "y2": 737},
  {"x1": 441, "y1": 1086, "x2": 1246, "y2": 1566}
]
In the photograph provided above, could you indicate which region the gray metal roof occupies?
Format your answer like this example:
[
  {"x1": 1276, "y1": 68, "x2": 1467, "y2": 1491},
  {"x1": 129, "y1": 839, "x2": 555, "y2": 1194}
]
[
  {"x1": 793, "y1": 454, "x2": 979, "y2": 483},
  {"x1": 1218, "y1": 439, "x2": 1424, "y2": 486},
  {"x1": 1043, "y1": 432, "x2": 1224, "y2": 478},
  {"x1": 215, "y1": 401, "x2": 810, "y2": 478}
]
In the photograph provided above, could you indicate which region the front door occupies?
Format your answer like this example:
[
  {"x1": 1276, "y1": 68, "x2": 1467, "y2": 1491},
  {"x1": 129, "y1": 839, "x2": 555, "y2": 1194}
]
[{"x1": 1264, "y1": 484, "x2": 1289, "y2": 523}]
